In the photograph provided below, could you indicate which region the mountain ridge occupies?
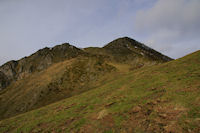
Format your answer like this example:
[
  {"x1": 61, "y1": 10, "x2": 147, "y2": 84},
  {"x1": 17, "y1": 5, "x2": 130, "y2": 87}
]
[
  {"x1": 0, "y1": 43, "x2": 84, "y2": 90},
  {"x1": 0, "y1": 37, "x2": 174, "y2": 120},
  {"x1": 0, "y1": 37, "x2": 172, "y2": 91}
]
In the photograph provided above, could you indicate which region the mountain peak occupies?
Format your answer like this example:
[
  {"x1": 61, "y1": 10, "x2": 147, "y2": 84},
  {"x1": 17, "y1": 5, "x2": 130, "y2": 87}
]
[{"x1": 103, "y1": 37, "x2": 173, "y2": 62}]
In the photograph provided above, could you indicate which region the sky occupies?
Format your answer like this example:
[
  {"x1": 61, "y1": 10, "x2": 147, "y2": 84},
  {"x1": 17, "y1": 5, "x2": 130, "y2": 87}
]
[{"x1": 0, "y1": 0, "x2": 200, "y2": 65}]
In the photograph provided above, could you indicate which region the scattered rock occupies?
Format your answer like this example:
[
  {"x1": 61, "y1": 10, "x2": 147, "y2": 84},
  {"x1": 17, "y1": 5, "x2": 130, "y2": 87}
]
[
  {"x1": 195, "y1": 118, "x2": 200, "y2": 121},
  {"x1": 152, "y1": 101, "x2": 157, "y2": 105},
  {"x1": 145, "y1": 109, "x2": 152, "y2": 116},
  {"x1": 154, "y1": 118, "x2": 165, "y2": 125},
  {"x1": 132, "y1": 106, "x2": 141, "y2": 113},
  {"x1": 65, "y1": 103, "x2": 76, "y2": 110},
  {"x1": 159, "y1": 113, "x2": 167, "y2": 119},
  {"x1": 164, "y1": 124, "x2": 179, "y2": 133},
  {"x1": 188, "y1": 129, "x2": 192, "y2": 133},
  {"x1": 97, "y1": 109, "x2": 108, "y2": 120},
  {"x1": 156, "y1": 99, "x2": 161, "y2": 103},
  {"x1": 147, "y1": 100, "x2": 157, "y2": 105},
  {"x1": 66, "y1": 118, "x2": 75, "y2": 125},
  {"x1": 151, "y1": 88, "x2": 157, "y2": 91},
  {"x1": 105, "y1": 102, "x2": 116, "y2": 107}
]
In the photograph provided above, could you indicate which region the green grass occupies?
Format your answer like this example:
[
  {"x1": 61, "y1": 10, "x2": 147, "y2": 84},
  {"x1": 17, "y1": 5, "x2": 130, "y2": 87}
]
[{"x1": 0, "y1": 51, "x2": 199, "y2": 133}]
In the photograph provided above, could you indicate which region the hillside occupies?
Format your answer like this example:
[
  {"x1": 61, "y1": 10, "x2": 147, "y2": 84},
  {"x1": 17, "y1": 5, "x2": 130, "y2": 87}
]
[
  {"x1": 0, "y1": 37, "x2": 172, "y2": 120},
  {"x1": 0, "y1": 50, "x2": 199, "y2": 133}
]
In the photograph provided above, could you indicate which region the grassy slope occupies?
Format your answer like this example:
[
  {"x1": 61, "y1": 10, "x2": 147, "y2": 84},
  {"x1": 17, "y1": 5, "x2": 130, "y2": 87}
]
[
  {"x1": 0, "y1": 56, "x2": 117, "y2": 120},
  {"x1": 0, "y1": 51, "x2": 199, "y2": 133},
  {"x1": 0, "y1": 37, "x2": 171, "y2": 121}
]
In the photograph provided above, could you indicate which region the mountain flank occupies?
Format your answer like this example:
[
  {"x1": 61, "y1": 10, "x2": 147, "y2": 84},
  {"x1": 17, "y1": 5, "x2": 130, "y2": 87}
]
[
  {"x1": 0, "y1": 37, "x2": 173, "y2": 120},
  {"x1": 0, "y1": 49, "x2": 199, "y2": 133}
]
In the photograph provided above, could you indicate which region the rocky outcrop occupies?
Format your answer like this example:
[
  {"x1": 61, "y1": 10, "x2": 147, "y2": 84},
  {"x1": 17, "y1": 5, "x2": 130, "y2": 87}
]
[
  {"x1": 0, "y1": 61, "x2": 18, "y2": 90},
  {"x1": 16, "y1": 43, "x2": 84, "y2": 76},
  {"x1": 0, "y1": 43, "x2": 84, "y2": 90},
  {"x1": 0, "y1": 71, "x2": 9, "y2": 91},
  {"x1": 0, "y1": 61, "x2": 18, "y2": 80}
]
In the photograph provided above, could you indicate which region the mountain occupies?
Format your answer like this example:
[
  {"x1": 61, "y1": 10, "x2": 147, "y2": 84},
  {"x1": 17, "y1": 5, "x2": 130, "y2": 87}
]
[
  {"x1": 0, "y1": 37, "x2": 173, "y2": 120},
  {"x1": 103, "y1": 37, "x2": 172, "y2": 62},
  {"x1": 0, "y1": 37, "x2": 172, "y2": 91},
  {"x1": 0, "y1": 43, "x2": 84, "y2": 90},
  {"x1": 85, "y1": 37, "x2": 172, "y2": 63},
  {"x1": 0, "y1": 49, "x2": 199, "y2": 133}
]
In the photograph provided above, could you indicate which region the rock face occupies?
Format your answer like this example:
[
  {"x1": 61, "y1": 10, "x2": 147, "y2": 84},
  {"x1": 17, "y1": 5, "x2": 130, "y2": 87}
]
[
  {"x1": 0, "y1": 43, "x2": 84, "y2": 90},
  {"x1": 0, "y1": 71, "x2": 9, "y2": 91},
  {"x1": 0, "y1": 61, "x2": 18, "y2": 90},
  {"x1": 0, "y1": 61, "x2": 18, "y2": 80}
]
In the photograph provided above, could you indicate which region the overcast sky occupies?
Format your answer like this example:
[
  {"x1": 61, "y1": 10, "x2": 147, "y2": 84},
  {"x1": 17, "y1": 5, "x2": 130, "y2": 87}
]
[{"x1": 0, "y1": 0, "x2": 200, "y2": 65}]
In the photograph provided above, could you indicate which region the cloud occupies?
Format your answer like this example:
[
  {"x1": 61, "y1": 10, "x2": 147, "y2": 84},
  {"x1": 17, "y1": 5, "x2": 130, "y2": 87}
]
[
  {"x1": 0, "y1": 0, "x2": 109, "y2": 64},
  {"x1": 0, "y1": 0, "x2": 200, "y2": 65},
  {"x1": 0, "y1": 0, "x2": 141, "y2": 65},
  {"x1": 134, "y1": 0, "x2": 200, "y2": 58}
]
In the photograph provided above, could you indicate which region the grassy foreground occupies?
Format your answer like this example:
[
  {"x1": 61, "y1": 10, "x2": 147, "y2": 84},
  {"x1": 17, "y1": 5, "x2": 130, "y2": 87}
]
[{"x1": 0, "y1": 51, "x2": 200, "y2": 133}]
